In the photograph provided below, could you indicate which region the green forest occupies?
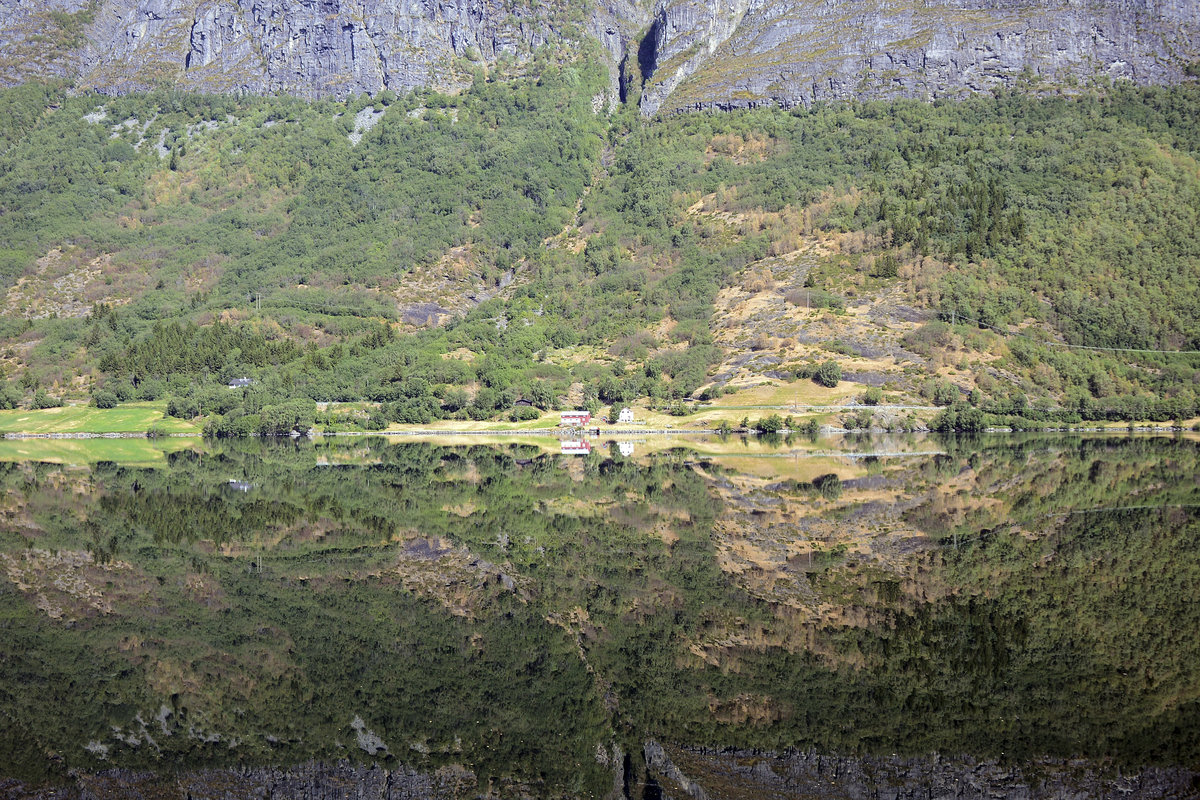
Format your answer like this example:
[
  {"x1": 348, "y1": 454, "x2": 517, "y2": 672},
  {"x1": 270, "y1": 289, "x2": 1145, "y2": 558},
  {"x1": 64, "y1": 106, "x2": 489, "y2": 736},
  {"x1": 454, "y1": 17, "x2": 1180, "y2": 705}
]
[{"x1": 0, "y1": 63, "x2": 1199, "y2": 431}]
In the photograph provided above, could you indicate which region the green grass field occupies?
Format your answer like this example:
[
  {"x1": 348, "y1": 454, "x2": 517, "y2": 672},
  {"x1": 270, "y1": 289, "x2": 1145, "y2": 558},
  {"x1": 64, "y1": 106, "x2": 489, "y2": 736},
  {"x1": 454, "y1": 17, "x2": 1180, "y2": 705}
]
[
  {"x1": 0, "y1": 402, "x2": 201, "y2": 434},
  {"x1": 0, "y1": 436, "x2": 198, "y2": 466}
]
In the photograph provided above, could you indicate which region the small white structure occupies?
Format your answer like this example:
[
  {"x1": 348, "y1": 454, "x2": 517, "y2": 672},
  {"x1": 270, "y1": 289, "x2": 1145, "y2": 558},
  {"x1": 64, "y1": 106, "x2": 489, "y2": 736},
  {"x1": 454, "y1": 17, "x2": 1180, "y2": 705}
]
[
  {"x1": 560, "y1": 440, "x2": 591, "y2": 455},
  {"x1": 617, "y1": 407, "x2": 635, "y2": 424},
  {"x1": 617, "y1": 441, "x2": 635, "y2": 457},
  {"x1": 228, "y1": 377, "x2": 253, "y2": 389},
  {"x1": 560, "y1": 410, "x2": 591, "y2": 427}
]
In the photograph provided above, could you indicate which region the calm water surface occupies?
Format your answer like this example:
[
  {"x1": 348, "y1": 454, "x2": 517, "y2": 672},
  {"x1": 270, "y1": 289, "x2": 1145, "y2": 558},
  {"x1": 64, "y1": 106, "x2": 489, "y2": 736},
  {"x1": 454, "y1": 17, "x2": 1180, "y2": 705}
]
[{"x1": 1, "y1": 433, "x2": 1198, "y2": 794}]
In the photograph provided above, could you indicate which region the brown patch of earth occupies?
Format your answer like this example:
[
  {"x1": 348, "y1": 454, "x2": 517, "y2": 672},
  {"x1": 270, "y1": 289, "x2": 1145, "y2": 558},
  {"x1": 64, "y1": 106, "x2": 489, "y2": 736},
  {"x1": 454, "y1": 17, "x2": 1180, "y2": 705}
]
[
  {"x1": 3, "y1": 249, "x2": 142, "y2": 319},
  {"x1": 0, "y1": 548, "x2": 156, "y2": 622},
  {"x1": 388, "y1": 535, "x2": 523, "y2": 618},
  {"x1": 391, "y1": 244, "x2": 523, "y2": 329}
]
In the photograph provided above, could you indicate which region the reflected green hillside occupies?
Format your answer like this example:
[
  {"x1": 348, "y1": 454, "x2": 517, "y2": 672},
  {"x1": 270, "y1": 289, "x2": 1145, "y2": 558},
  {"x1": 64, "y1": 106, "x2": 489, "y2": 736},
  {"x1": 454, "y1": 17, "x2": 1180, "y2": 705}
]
[{"x1": 0, "y1": 435, "x2": 1198, "y2": 794}]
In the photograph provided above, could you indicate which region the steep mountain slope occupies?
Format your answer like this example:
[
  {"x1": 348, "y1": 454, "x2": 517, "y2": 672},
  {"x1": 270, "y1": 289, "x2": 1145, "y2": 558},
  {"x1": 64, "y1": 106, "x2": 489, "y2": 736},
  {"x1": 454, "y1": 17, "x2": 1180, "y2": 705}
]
[
  {"x1": 0, "y1": 0, "x2": 1195, "y2": 112},
  {"x1": 0, "y1": 75, "x2": 1198, "y2": 431}
]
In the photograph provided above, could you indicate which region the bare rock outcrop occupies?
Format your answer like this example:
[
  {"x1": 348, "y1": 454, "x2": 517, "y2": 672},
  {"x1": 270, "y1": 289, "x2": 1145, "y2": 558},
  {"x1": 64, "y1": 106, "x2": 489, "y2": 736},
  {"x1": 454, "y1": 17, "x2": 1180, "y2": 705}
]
[{"x1": 0, "y1": 0, "x2": 1195, "y2": 112}]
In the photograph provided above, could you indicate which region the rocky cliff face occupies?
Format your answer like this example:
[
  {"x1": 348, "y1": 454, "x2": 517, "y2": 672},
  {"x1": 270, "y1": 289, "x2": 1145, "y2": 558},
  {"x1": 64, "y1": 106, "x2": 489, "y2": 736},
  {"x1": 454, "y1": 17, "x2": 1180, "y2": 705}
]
[
  {"x1": 639, "y1": 0, "x2": 1200, "y2": 114},
  {"x1": 0, "y1": 0, "x2": 637, "y2": 98},
  {"x1": 644, "y1": 741, "x2": 1200, "y2": 800},
  {"x1": 0, "y1": 0, "x2": 1195, "y2": 110}
]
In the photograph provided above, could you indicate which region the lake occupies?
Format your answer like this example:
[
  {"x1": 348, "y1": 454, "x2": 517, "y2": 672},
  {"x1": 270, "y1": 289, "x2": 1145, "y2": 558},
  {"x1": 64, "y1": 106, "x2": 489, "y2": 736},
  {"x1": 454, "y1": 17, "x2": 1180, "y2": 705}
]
[{"x1": 1, "y1": 433, "x2": 1198, "y2": 798}]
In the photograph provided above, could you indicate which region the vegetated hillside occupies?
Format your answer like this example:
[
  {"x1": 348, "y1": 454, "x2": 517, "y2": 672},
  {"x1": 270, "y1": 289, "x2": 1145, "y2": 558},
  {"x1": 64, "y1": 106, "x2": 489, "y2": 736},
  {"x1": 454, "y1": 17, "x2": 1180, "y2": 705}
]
[{"x1": 0, "y1": 70, "x2": 1198, "y2": 432}]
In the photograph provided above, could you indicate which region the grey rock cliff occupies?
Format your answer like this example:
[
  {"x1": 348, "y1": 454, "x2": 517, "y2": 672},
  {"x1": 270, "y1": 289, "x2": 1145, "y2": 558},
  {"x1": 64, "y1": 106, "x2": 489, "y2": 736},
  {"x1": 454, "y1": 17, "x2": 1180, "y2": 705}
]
[
  {"x1": 0, "y1": 0, "x2": 1195, "y2": 110},
  {"x1": 645, "y1": 742, "x2": 1200, "y2": 800},
  {"x1": 638, "y1": 0, "x2": 1200, "y2": 114},
  {"x1": 0, "y1": 0, "x2": 625, "y2": 97}
]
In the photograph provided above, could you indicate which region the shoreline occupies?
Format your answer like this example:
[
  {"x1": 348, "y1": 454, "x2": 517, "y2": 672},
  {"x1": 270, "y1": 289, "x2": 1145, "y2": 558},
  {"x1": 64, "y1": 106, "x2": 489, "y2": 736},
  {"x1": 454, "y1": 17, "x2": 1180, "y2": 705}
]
[{"x1": 0, "y1": 425, "x2": 1196, "y2": 440}]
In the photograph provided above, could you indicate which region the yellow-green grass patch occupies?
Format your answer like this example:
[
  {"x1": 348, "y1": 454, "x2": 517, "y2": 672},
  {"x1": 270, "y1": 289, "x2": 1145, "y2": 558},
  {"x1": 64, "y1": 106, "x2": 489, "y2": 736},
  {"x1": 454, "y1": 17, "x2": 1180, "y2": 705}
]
[
  {"x1": 0, "y1": 402, "x2": 200, "y2": 434},
  {"x1": 0, "y1": 436, "x2": 198, "y2": 466}
]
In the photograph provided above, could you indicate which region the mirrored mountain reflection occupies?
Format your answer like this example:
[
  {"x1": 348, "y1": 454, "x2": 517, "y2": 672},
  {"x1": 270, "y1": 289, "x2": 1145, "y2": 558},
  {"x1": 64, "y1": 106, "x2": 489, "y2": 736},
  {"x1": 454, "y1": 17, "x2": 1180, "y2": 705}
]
[{"x1": 1, "y1": 434, "x2": 1198, "y2": 797}]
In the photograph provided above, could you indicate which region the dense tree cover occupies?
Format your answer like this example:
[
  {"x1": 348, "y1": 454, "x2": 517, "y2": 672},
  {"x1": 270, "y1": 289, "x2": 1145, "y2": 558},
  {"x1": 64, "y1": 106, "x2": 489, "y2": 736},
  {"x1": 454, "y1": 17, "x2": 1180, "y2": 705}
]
[{"x1": 0, "y1": 77, "x2": 1198, "y2": 423}]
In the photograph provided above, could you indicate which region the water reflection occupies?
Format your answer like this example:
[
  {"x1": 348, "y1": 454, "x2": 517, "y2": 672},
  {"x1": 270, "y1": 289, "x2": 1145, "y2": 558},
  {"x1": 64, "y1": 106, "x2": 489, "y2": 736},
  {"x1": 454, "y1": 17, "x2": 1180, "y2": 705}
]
[{"x1": 0, "y1": 434, "x2": 1198, "y2": 793}]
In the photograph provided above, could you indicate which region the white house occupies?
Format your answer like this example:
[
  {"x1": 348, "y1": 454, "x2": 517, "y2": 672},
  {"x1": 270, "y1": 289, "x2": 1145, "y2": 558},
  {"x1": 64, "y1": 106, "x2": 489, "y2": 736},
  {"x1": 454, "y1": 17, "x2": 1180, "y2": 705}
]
[
  {"x1": 617, "y1": 441, "x2": 635, "y2": 457},
  {"x1": 617, "y1": 407, "x2": 635, "y2": 424}
]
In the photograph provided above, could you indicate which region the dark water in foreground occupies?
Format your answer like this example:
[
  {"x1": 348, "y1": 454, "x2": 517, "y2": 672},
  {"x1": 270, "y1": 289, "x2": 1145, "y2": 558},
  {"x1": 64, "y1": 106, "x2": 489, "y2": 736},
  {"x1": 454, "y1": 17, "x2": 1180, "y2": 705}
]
[{"x1": 1, "y1": 434, "x2": 1198, "y2": 796}]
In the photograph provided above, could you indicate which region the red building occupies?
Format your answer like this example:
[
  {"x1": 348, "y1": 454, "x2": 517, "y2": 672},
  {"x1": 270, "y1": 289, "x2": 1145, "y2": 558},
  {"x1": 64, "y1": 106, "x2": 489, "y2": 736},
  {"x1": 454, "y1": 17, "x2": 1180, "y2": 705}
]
[{"x1": 559, "y1": 410, "x2": 591, "y2": 427}]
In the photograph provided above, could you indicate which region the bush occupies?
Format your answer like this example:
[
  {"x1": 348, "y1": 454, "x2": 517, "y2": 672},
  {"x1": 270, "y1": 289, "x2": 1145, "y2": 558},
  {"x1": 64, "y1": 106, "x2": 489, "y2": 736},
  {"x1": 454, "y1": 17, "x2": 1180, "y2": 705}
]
[
  {"x1": 757, "y1": 413, "x2": 785, "y2": 433},
  {"x1": 814, "y1": 360, "x2": 842, "y2": 388},
  {"x1": 861, "y1": 386, "x2": 883, "y2": 405},
  {"x1": 0, "y1": 383, "x2": 19, "y2": 410},
  {"x1": 510, "y1": 406, "x2": 541, "y2": 422},
  {"x1": 667, "y1": 401, "x2": 691, "y2": 417},
  {"x1": 92, "y1": 389, "x2": 119, "y2": 409},
  {"x1": 842, "y1": 409, "x2": 873, "y2": 429},
  {"x1": 166, "y1": 396, "x2": 200, "y2": 419},
  {"x1": 903, "y1": 322, "x2": 953, "y2": 356},
  {"x1": 870, "y1": 252, "x2": 899, "y2": 278},
  {"x1": 931, "y1": 380, "x2": 959, "y2": 406},
  {"x1": 257, "y1": 399, "x2": 316, "y2": 436},
  {"x1": 930, "y1": 403, "x2": 986, "y2": 432},
  {"x1": 137, "y1": 379, "x2": 164, "y2": 401},
  {"x1": 30, "y1": 389, "x2": 60, "y2": 410},
  {"x1": 812, "y1": 473, "x2": 842, "y2": 500}
]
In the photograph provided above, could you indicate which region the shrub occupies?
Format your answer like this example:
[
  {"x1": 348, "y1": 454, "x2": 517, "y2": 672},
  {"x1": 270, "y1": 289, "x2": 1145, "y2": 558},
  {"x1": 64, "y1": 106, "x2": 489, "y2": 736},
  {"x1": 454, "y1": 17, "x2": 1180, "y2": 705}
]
[
  {"x1": 667, "y1": 401, "x2": 691, "y2": 416},
  {"x1": 861, "y1": 386, "x2": 883, "y2": 405},
  {"x1": 0, "y1": 383, "x2": 19, "y2": 410},
  {"x1": 903, "y1": 322, "x2": 953, "y2": 356},
  {"x1": 930, "y1": 403, "x2": 986, "y2": 432},
  {"x1": 842, "y1": 409, "x2": 873, "y2": 429},
  {"x1": 757, "y1": 413, "x2": 785, "y2": 433},
  {"x1": 92, "y1": 389, "x2": 118, "y2": 409},
  {"x1": 166, "y1": 396, "x2": 200, "y2": 419},
  {"x1": 814, "y1": 360, "x2": 842, "y2": 388},
  {"x1": 931, "y1": 380, "x2": 959, "y2": 406},
  {"x1": 510, "y1": 406, "x2": 541, "y2": 422},
  {"x1": 30, "y1": 389, "x2": 60, "y2": 410},
  {"x1": 812, "y1": 473, "x2": 842, "y2": 500},
  {"x1": 870, "y1": 252, "x2": 899, "y2": 278}
]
